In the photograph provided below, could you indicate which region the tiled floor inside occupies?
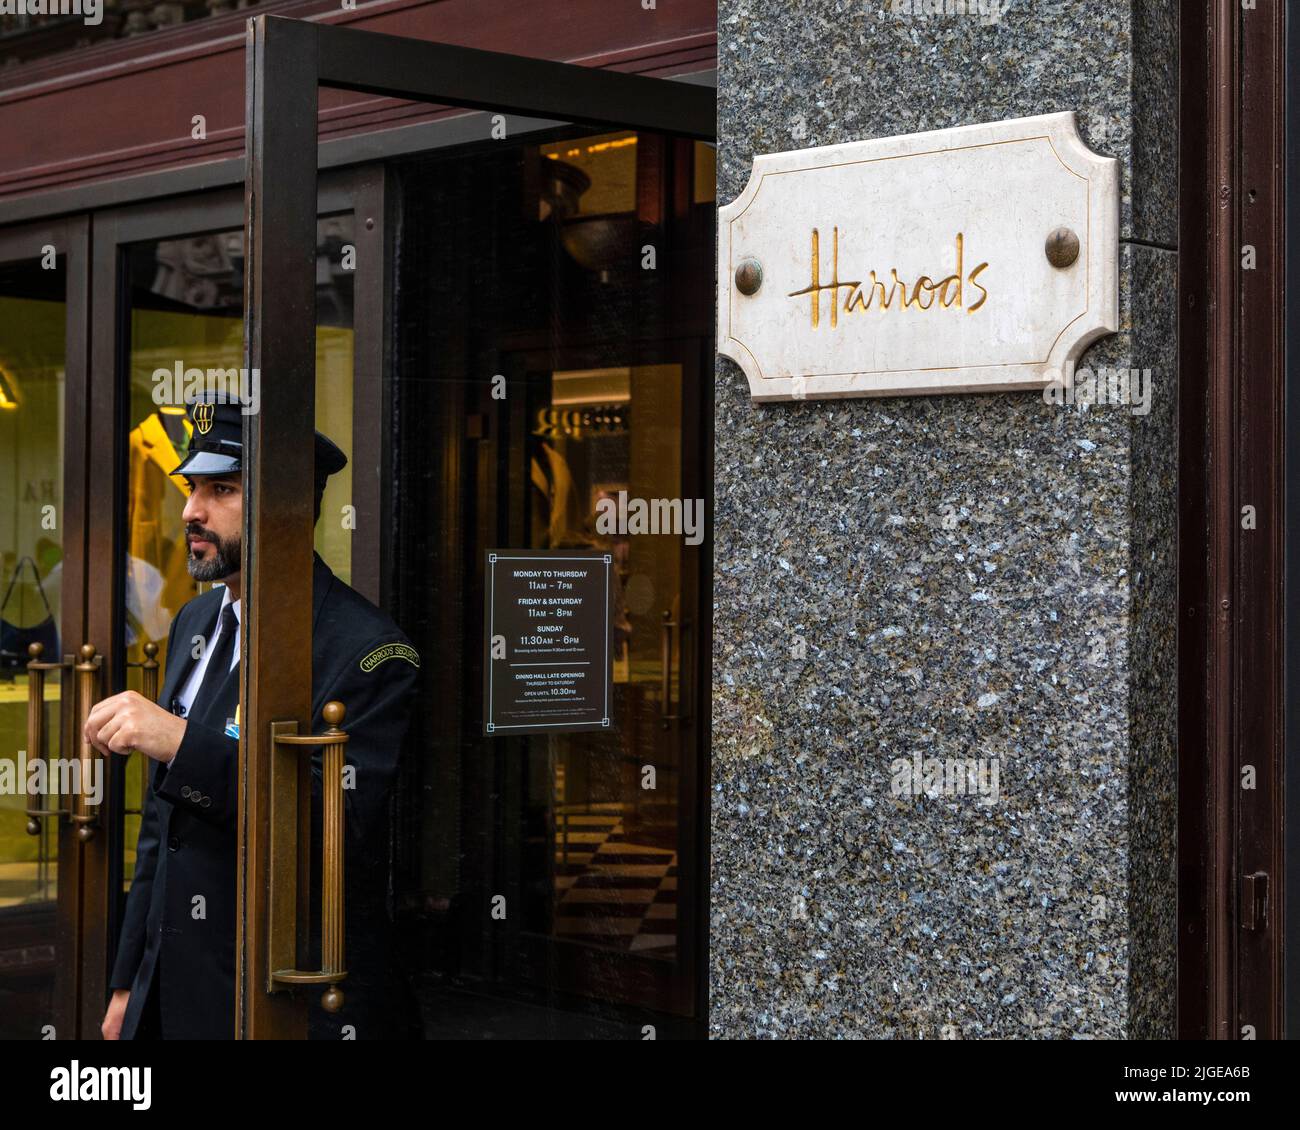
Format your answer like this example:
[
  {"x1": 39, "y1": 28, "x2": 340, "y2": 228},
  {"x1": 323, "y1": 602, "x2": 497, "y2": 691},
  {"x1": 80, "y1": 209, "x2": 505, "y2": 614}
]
[{"x1": 552, "y1": 804, "x2": 677, "y2": 956}]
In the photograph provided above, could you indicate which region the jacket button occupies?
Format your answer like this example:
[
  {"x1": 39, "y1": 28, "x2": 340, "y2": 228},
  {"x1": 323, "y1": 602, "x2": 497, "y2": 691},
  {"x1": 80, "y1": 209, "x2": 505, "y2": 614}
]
[
  {"x1": 167, "y1": 836, "x2": 179, "y2": 852},
  {"x1": 180, "y1": 785, "x2": 192, "y2": 799},
  {"x1": 192, "y1": 791, "x2": 204, "y2": 803},
  {"x1": 200, "y1": 796, "x2": 212, "y2": 809}
]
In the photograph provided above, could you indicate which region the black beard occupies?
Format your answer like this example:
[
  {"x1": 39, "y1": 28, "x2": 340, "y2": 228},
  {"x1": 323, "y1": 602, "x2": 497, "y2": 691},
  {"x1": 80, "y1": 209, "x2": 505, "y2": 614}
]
[{"x1": 186, "y1": 524, "x2": 241, "y2": 582}]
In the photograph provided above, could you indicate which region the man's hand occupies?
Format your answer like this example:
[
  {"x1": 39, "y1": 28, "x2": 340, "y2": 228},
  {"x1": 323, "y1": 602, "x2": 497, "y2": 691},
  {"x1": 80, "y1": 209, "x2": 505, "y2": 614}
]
[
  {"x1": 102, "y1": 989, "x2": 130, "y2": 1040},
  {"x1": 84, "y1": 691, "x2": 186, "y2": 764}
]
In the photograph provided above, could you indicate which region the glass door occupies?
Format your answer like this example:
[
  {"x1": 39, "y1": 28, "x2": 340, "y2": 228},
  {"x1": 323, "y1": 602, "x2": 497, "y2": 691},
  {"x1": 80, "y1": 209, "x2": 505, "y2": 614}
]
[
  {"x1": 390, "y1": 128, "x2": 713, "y2": 1032},
  {"x1": 240, "y1": 14, "x2": 714, "y2": 1038},
  {"x1": 0, "y1": 217, "x2": 94, "y2": 1039},
  {"x1": 86, "y1": 170, "x2": 386, "y2": 1040}
]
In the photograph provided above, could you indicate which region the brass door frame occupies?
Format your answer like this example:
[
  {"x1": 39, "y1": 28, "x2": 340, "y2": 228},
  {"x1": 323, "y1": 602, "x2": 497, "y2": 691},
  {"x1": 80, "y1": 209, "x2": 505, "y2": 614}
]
[
  {"x1": 84, "y1": 167, "x2": 386, "y2": 1037},
  {"x1": 0, "y1": 215, "x2": 91, "y2": 1038},
  {"x1": 242, "y1": 13, "x2": 713, "y2": 1037}
]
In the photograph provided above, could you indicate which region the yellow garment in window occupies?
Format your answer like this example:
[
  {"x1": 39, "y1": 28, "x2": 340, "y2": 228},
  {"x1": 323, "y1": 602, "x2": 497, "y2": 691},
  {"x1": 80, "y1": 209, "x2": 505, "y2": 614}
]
[{"x1": 126, "y1": 412, "x2": 196, "y2": 659}]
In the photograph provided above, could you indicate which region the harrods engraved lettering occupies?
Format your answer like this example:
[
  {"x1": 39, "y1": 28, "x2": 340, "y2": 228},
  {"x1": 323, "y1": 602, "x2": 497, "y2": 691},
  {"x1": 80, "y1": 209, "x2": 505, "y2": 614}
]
[{"x1": 788, "y1": 228, "x2": 989, "y2": 328}]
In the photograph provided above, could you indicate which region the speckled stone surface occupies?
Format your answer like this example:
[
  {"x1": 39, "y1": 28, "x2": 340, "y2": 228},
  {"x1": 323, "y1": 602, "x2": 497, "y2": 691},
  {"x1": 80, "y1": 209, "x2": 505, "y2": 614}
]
[{"x1": 711, "y1": 0, "x2": 1177, "y2": 1038}]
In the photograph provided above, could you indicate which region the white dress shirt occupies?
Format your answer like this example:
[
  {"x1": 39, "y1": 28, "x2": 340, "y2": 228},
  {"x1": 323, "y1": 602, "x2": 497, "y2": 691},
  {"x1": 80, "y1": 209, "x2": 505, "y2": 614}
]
[{"x1": 173, "y1": 586, "x2": 241, "y2": 723}]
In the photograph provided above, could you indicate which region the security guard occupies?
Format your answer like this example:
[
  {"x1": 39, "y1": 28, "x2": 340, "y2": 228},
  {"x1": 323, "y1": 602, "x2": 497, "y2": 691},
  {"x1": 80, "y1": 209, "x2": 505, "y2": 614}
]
[{"x1": 94, "y1": 394, "x2": 421, "y2": 1040}]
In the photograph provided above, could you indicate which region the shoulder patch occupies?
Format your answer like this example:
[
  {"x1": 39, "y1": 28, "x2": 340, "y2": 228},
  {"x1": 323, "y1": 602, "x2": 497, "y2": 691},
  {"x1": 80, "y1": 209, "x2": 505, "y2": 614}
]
[{"x1": 360, "y1": 642, "x2": 420, "y2": 673}]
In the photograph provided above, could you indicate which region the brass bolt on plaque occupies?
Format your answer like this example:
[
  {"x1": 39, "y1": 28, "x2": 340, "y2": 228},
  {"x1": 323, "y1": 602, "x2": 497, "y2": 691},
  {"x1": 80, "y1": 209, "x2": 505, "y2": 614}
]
[
  {"x1": 734, "y1": 258, "x2": 763, "y2": 295},
  {"x1": 1045, "y1": 227, "x2": 1080, "y2": 268}
]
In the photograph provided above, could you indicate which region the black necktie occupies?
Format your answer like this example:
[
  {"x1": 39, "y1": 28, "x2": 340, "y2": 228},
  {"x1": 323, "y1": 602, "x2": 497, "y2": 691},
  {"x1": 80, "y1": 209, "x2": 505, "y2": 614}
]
[{"x1": 192, "y1": 604, "x2": 239, "y2": 716}]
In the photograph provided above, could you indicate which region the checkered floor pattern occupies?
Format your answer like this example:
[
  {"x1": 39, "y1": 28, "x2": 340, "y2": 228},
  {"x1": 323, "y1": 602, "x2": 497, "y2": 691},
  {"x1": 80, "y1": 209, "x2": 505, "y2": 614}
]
[{"x1": 552, "y1": 804, "x2": 677, "y2": 956}]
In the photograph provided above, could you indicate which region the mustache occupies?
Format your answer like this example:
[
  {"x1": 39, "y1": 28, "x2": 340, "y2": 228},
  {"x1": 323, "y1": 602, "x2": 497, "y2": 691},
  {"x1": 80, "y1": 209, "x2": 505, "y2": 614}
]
[{"x1": 185, "y1": 523, "x2": 222, "y2": 545}]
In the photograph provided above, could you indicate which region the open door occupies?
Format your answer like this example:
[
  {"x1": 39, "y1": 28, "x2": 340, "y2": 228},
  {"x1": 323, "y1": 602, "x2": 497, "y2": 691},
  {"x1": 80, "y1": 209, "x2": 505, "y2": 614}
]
[
  {"x1": 240, "y1": 15, "x2": 713, "y2": 1037},
  {"x1": 0, "y1": 174, "x2": 383, "y2": 1042}
]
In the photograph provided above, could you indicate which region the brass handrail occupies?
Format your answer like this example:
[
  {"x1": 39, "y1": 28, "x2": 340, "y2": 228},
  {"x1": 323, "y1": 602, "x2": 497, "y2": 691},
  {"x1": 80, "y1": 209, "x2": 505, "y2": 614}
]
[
  {"x1": 268, "y1": 701, "x2": 349, "y2": 1012},
  {"x1": 660, "y1": 611, "x2": 693, "y2": 729},
  {"x1": 23, "y1": 642, "x2": 72, "y2": 834},
  {"x1": 70, "y1": 644, "x2": 103, "y2": 843},
  {"x1": 123, "y1": 642, "x2": 160, "y2": 816}
]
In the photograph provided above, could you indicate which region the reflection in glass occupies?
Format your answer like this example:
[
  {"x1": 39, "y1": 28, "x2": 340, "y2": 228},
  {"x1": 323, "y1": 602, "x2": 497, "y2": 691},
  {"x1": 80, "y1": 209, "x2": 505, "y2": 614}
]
[{"x1": 529, "y1": 365, "x2": 682, "y2": 960}]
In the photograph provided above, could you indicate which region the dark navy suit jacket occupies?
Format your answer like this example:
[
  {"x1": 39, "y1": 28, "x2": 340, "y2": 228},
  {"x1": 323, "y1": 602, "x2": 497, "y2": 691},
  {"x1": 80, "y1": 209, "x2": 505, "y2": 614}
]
[{"x1": 110, "y1": 553, "x2": 419, "y2": 1039}]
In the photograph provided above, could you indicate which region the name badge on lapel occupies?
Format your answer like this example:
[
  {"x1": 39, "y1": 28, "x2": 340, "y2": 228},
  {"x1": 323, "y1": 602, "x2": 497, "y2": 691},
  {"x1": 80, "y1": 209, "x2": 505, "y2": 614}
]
[{"x1": 224, "y1": 704, "x2": 240, "y2": 740}]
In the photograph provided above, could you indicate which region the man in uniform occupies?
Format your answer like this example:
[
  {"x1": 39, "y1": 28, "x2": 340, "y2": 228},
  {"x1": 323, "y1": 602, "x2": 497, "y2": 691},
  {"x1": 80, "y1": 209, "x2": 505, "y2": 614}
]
[{"x1": 95, "y1": 394, "x2": 422, "y2": 1040}]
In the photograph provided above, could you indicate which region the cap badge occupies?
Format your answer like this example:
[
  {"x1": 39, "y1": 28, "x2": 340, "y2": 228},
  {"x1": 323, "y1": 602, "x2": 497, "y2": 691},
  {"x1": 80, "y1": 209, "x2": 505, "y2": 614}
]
[{"x1": 195, "y1": 402, "x2": 215, "y2": 435}]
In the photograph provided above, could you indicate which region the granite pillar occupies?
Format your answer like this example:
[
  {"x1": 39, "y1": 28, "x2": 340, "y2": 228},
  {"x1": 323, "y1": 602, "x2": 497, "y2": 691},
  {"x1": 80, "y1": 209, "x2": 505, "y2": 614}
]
[{"x1": 711, "y1": 0, "x2": 1177, "y2": 1038}]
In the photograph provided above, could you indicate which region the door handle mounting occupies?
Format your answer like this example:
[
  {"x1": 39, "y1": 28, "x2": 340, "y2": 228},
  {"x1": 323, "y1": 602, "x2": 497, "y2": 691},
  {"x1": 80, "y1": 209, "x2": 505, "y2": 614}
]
[
  {"x1": 268, "y1": 701, "x2": 349, "y2": 1012},
  {"x1": 660, "y1": 611, "x2": 693, "y2": 729}
]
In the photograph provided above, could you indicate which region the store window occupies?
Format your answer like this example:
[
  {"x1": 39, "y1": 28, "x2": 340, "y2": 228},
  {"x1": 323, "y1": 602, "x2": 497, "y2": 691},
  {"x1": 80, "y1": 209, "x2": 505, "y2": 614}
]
[{"x1": 0, "y1": 254, "x2": 66, "y2": 1036}]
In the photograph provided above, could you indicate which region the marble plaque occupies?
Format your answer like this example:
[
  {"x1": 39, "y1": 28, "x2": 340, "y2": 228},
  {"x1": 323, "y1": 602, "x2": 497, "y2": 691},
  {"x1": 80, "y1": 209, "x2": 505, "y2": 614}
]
[{"x1": 718, "y1": 112, "x2": 1119, "y2": 401}]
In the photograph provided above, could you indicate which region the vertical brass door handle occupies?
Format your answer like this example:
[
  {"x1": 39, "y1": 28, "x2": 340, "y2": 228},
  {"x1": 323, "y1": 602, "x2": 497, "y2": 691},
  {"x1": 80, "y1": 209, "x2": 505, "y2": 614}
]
[
  {"x1": 23, "y1": 642, "x2": 71, "y2": 835},
  {"x1": 660, "y1": 611, "x2": 693, "y2": 729},
  {"x1": 268, "y1": 702, "x2": 349, "y2": 1012},
  {"x1": 124, "y1": 643, "x2": 160, "y2": 816},
  {"x1": 679, "y1": 618, "x2": 693, "y2": 722},
  {"x1": 660, "y1": 611, "x2": 673, "y2": 728},
  {"x1": 132, "y1": 642, "x2": 160, "y2": 702},
  {"x1": 70, "y1": 644, "x2": 103, "y2": 843}
]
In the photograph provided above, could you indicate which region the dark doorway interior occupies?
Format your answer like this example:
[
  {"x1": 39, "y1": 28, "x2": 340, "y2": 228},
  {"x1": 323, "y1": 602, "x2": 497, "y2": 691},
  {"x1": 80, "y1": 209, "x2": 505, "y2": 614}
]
[{"x1": 385, "y1": 126, "x2": 714, "y2": 1038}]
